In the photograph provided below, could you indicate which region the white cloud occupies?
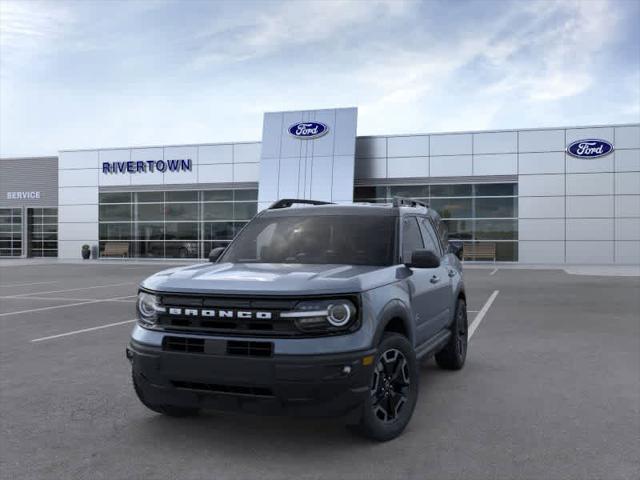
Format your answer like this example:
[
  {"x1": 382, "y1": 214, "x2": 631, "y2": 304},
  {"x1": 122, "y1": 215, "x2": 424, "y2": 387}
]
[
  {"x1": 0, "y1": 0, "x2": 637, "y2": 156},
  {"x1": 191, "y1": 0, "x2": 409, "y2": 67},
  {"x1": 0, "y1": 0, "x2": 73, "y2": 66}
]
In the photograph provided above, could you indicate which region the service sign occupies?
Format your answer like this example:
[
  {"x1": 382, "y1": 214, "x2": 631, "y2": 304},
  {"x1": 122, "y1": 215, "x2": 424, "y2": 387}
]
[
  {"x1": 6, "y1": 191, "x2": 40, "y2": 200},
  {"x1": 288, "y1": 122, "x2": 329, "y2": 139},
  {"x1": 566, "y1": 139, "x2": 613, "y2": 159}
]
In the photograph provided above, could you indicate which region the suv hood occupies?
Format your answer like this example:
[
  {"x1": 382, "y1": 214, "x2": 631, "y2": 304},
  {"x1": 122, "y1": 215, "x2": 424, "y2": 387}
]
[{"x1": 141, "y1": 262, "x2": 399, "y2": 295}]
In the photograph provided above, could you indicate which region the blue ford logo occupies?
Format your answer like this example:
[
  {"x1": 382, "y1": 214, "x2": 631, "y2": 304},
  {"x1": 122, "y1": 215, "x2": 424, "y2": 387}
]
[
  {"x1": 288, "y1": 122, "x2": 328, "y2": 139},
  {"x1": 567, "y1": 139, "x2": 614, "y2": 158}
]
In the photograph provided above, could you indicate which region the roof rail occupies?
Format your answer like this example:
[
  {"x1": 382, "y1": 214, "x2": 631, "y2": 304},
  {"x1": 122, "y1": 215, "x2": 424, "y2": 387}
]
[
  {"x1": 268, "y1": 198, "x2": 334, "y2": 210},
  {"x1": 391, "y1": 197, "x2": 429, "y2": 209}
]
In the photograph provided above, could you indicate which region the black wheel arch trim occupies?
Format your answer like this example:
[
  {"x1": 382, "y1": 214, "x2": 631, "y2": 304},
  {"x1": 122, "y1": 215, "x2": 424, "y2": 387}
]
[{"x1": 372, "y1": 299, "x2": 415, "y2": 347}]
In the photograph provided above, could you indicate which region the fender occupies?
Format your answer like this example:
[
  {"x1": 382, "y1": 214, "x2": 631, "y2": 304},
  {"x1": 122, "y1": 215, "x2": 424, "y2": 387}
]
[{"x1": 372, "y1": 299, "x2": 415, "y2": 347}]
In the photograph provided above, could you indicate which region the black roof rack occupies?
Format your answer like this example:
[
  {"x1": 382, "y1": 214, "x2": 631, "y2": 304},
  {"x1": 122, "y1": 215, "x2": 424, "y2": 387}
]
[
  {"x1": 268, "y1": 198, "x2": 334, "y2": 210},
  {"x1": 392, "y1": 197, "x2": 429, "y2": 209}
]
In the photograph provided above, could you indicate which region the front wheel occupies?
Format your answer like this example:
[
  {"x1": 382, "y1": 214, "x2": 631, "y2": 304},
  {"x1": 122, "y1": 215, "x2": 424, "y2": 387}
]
[
  {"x1": 435, "y1": 298, "x2": 468, "y2": 370},
  {"x1": 352, "y1": 333, "x2": 419, "y2": 442}
]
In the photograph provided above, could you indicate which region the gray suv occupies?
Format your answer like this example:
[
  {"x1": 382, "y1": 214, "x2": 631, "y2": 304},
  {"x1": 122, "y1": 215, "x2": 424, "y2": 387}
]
[{"x1": 127, "y1": 198, "x2": 467, "y2": 441}]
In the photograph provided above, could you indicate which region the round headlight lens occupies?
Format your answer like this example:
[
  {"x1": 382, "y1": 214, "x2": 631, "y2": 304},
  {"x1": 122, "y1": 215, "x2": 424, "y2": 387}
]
[
  {"x1": 286, "y1": 299, "x2": 358, "y2": 333},
  {"x1": 327, "y1": 302, "x2": 353, "y2": 327},
  {"x1": 137, "y1": 292, "x2": 162, "y2": 325}
]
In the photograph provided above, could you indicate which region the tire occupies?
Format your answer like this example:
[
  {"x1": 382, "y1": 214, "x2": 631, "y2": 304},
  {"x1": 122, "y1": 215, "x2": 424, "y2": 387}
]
[
  {"x1": 435, "y1": 298, "x2": 468, "y2": 371},
  {"x1": 132, "y1": 373, "x2": 200, "y2": 417},
  {"x1": 352, "y1": 333, "x2": 419, "y2": 442}
]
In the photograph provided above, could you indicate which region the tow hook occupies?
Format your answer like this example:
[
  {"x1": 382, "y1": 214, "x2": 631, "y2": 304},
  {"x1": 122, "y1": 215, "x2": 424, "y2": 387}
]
[{"x1": 125, "y1": 347, "x2": 133, "y2": 362}]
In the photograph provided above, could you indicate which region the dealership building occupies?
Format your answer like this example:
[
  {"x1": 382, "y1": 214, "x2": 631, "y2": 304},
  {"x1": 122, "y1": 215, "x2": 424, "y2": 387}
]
[{"x1": 1, "y1": 107, "x2": 639, "y2": 264}]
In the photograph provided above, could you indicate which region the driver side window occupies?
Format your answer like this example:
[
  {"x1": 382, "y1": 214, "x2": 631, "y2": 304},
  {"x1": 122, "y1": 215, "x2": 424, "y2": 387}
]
[{"x1": 402, "y1": 217, "x2": 424, "y2": 264}]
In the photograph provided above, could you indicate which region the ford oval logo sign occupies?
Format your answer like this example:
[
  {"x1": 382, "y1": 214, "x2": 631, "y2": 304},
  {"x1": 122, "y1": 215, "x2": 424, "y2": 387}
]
[
  {"x1": 567, "y1": 139, "x2": 614, "y2": 159},
  {"x1": 288, "y1": 122, "x2": 329, "y2": 139}
]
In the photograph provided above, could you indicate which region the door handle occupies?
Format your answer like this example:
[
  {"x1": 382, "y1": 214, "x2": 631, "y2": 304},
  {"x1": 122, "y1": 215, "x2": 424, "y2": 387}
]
[
  {"x1": 448, "y1": 269, "x2": 456, "y2": 277},
  {"x1": 430, "y1": 275, "x2": 440, "y2": 284}
]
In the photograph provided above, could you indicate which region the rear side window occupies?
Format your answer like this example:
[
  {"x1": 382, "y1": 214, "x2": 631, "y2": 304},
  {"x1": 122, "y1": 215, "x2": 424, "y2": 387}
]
[
  {"x1": 418, "y1": 217, "x2": 441, "y2": 256},
  {"x1": 436, "y1": 219, "x2": 448, "y2": 247},
  {"x1": 402, "y1": 217, "x2": 424, "y2": 263}
]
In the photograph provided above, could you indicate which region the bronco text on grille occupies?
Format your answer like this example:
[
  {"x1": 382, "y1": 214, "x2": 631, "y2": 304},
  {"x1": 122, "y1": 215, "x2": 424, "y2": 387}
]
[{"x1": 153, "y1": 294, "x2": 356, "y2": 336}]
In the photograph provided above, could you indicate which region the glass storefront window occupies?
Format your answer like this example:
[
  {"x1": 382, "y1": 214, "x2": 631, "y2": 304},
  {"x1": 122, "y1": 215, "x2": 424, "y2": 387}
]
[
  {"x1": 99, "y1": 204, "x2": 131, "y2": 221},
  {"x1": 474, "y1": 219, "x2": 517, "y2": 240},
  {"x1": 389, "y1": 185, "x2": 428, "y2": 198},
  {"x1": 203, "y1": 222, "x2": 235, "y2": 241},
  {"x1": 203, "y1": 190, "x2": 233, "y2": 201},
  {"x1": 234, "y1": 189, "x2": 258, "y2": 201},
  {"x1": 135, "y1": 203, "x2": 164, "y2": 221},
  {"x1": 430, "y1": 198, "x2": 473, "y2": 219},
  {"x1": 135, "y1": 223, "x2": 164, "y2": 241},
  {"x1": 165, "y1": 222, "x2": 199, "y2": 240},
  {"x1": 234, "y1": 203, "x2": 257, "y2": 220},
  {"x1": 430, "y1": 184, "x2": 472, "y2": 197},
  {"x1": 353, "y1": 181, "x2": 518, "y2": 261},
  {"x1": 27, "y1": 208, "x2": 57, "y2": 257},
  {"x1": 202, "y1": 203, "x2": 233, "y2": 220},
  {"x1": 98, "y1": 189, "x2": 257, "y2": 259},
  {"x1": 136, "y1": 192, "x2": 163, "y2": 203},
  {"x1": 474, "y1": 183, "x2": 517, "y2": 197},
  {"x1": 474, "y1": 198, "x2": 517, "y2": 218},
  {"x1": 100, "y1": 223, "x2": 132, "y2": 240},
  {"x1": 442, "y1": 219, "x2": 473, "y2": 241},
  {"x1": 0, "y1": 208, "x2": 23, "y2": 257},
  {"x1": 165, "y1": 203, "x2": 198, "y2": 221},
  {"x1": 166, "y1": 191, "x2": 198, "y2": 202},
  {"x1": 100, "y1": 192, "x2": 132, "y2": 203}
]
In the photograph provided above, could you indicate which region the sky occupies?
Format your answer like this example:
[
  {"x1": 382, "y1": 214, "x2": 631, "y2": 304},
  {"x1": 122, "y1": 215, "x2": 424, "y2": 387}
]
[{"x1": 0, "y1": 0, "x2": 638, "y2": 157}]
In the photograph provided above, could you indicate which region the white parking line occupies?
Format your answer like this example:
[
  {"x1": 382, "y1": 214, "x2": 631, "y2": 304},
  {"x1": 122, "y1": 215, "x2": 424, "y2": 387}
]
[
  {"x1": 468, "y1": 290, "x2": 499, "y2": 340},
  {"x1": 0, "y1": 295, "x2": 136, "y2": 317},
  {"x1": 489, "y1": 268, "x2": 498, "y2": 276},
  {"x1": 0, "y1": 295, "x2": 136, "y2": 302},
  {"x1": 7, "y1": 282, "x2": 136, "y2": 298},
  {"x1": 0, "y1": 281, "x2": 57, "y2": 288},
  {"x1": 31, "y1": 319, "x2": 137, "y2": 343}
]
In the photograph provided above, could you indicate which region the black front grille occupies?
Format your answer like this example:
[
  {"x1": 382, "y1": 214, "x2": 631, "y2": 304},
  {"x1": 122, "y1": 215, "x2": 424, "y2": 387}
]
[
  {"x1": 226, "y1": 340, "x2": 273, "y2": 357},
  {"x1": 171, "y1": 380, "x2": 273, "y2": 397},
  {"x1": 162, "y1": 336, "x2": 204, "y2": 353},
  {"x1": 153, "y1": 293, "x2": 360, "y2": 338},
  {"x1": 157, "y1": 295, "x2": 300, "y2": 337}
]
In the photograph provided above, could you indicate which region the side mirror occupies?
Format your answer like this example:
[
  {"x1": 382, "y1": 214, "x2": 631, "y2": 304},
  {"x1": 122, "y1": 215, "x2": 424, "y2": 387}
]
[
  {"x1": 448, "y1": 242, "x2": 463, "y2": 261},
  {"x1": 208, "y1": 247, "x2": 226, "y2": 263},
  {"x1": 406, "y1": 249, "x2": 440, "y2": 269}
]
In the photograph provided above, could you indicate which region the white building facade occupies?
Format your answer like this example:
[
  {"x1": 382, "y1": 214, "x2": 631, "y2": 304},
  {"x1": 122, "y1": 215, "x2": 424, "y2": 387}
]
[{"x1": 3, "y1": 107, "x2": 638, "y2": 264}]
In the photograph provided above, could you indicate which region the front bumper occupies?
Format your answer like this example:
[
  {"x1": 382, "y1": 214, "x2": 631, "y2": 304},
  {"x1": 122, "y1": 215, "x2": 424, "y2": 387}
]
[{"x1": 128, "y1": 338, "x2": 376, "y2": 417}]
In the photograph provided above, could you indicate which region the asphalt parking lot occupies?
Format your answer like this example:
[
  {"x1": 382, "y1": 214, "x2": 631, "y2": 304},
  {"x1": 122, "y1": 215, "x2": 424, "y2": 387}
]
[{"x1": 0, "y1": 261, "x2": 638, "y2": 480}]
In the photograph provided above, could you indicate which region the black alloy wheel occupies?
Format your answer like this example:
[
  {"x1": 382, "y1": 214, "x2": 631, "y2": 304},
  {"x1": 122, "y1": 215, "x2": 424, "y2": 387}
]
[
  {"x1": 371, "y1": 348, "x2": 410, "y2": 423},
  {"x1": 351, "y1": 333, "x2": 418, "y2": 441}
]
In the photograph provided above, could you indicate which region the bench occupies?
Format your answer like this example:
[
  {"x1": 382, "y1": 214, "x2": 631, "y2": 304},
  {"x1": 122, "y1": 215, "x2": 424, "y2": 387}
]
[
  {"x1": 462, "y1": 242, "x2": 496, "y2": 262},
  {"x1": 102, "y1": 242, "x2": 129, "y2": 258}
]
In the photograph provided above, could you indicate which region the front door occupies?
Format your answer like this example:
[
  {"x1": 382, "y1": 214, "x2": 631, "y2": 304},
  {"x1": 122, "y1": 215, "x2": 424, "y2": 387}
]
[{"x1": 402, "y1": 216, "x2": 449, "y2": 345}]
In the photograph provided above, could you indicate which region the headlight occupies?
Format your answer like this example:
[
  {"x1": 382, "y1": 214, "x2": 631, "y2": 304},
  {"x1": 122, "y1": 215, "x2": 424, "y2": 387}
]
[
  {"x1": 281, "y1": 299, "x2": 358, "y2": 333},
  {"x1": 136, "y1": 292, "x2": 165, "y2": 326}
]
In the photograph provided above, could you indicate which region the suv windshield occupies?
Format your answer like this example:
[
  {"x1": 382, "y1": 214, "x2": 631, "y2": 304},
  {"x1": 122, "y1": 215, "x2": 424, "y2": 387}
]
[{"x1": 220, "y1": 214, "x2": 396, "y2": 266}]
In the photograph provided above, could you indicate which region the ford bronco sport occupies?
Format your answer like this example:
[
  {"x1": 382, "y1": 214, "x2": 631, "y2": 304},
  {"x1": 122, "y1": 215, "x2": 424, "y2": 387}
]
[{"x1": 127, "y1": 198, "x2": 467, "y2": 441}]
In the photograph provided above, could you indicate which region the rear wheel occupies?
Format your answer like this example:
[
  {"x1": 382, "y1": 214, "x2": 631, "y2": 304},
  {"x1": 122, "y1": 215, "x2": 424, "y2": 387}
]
[
  {"x1": 435, "y1": 298, "x2": 468, "y2": 370},
  {"x1": 132, "y1": 373, "x2": 199, "y2": 417},
  {"x1": 352, "y1": 333, "x2": 418, "y2": 441}
]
